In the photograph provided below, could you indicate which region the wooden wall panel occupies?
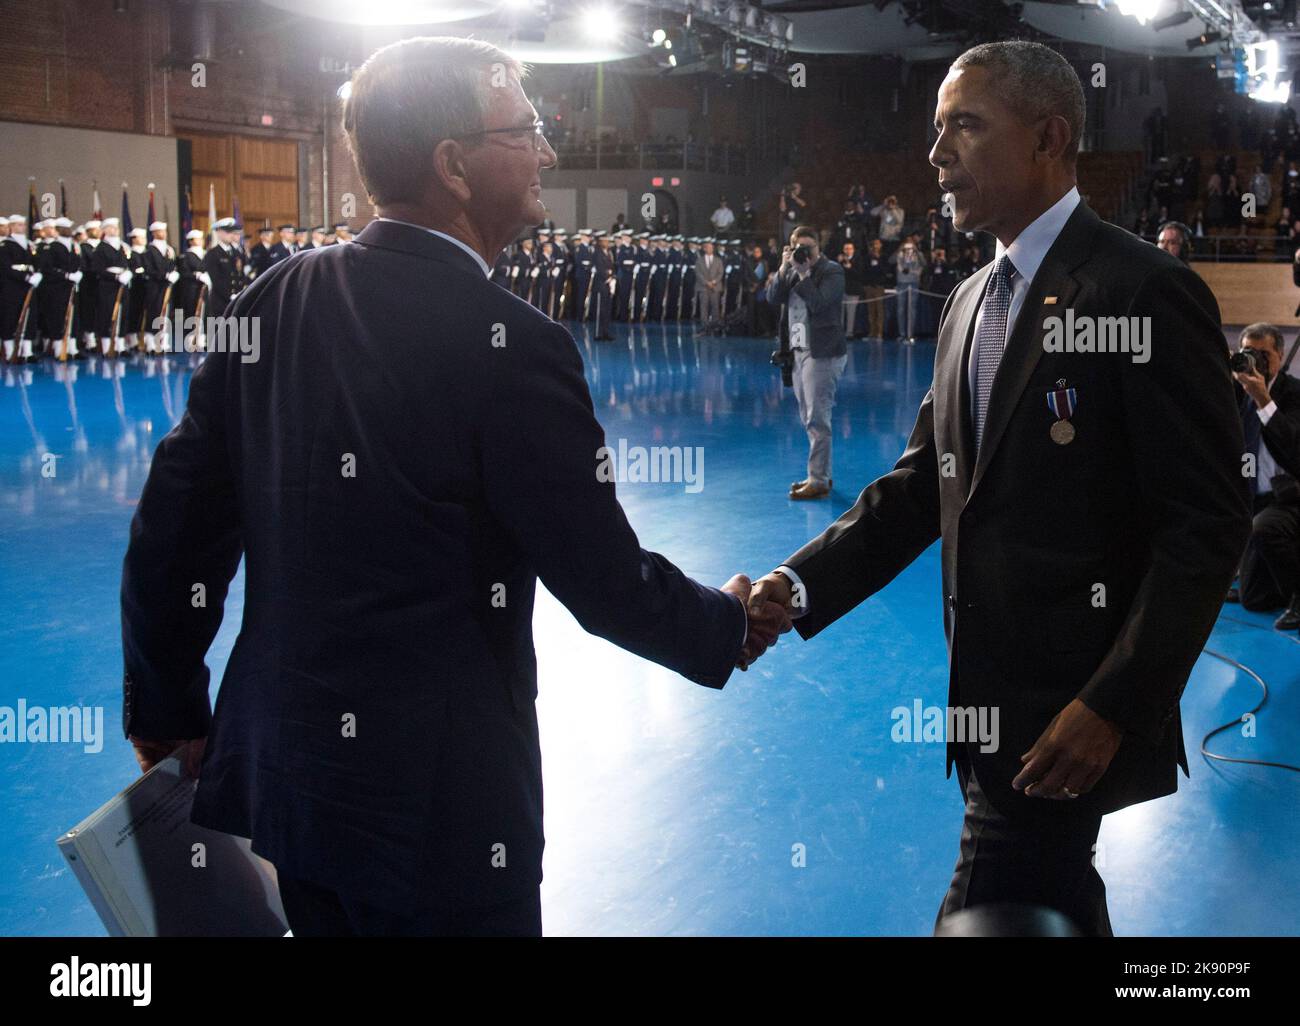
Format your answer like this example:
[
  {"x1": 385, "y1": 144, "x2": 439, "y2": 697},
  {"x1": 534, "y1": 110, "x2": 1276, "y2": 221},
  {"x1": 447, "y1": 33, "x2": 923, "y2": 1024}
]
[{"x1": 177, "y1": 130, "x2": 298, "y2": 235}]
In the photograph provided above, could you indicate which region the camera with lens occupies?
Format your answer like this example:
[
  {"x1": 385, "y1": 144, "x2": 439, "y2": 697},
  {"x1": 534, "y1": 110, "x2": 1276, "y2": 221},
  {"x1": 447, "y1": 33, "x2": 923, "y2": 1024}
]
[
  {"x1": 793, "y1": 244, "x2": 811, "y2": 265},
  {"x1": 1230, "y1": 348, "x2": 1268, "y2": 376},
  {"x1": 771, "y1": 346, "x2": 793, "y2": 387}
]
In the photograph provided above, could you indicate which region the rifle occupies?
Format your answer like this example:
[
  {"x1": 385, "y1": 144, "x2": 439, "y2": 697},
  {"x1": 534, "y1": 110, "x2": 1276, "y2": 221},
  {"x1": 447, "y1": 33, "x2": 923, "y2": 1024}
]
[
  {"x1": 58, "y1": 280, "x2": 78, "y2": 362},
  {"x1": 157, "y1": 280, "x2": 175, "y2": 352},
  {"x1": 190, "y1": 283, "x2": 208, "y2": 351},
  {"x1": 9, "y1": 286, "x2": 34, "y2": 363}
]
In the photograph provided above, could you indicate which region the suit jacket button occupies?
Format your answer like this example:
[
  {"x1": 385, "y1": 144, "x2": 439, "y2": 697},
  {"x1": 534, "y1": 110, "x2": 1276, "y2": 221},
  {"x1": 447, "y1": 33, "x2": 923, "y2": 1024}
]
[{"x1": 947, "y1": 594, "x2": 956, "y2": 612}]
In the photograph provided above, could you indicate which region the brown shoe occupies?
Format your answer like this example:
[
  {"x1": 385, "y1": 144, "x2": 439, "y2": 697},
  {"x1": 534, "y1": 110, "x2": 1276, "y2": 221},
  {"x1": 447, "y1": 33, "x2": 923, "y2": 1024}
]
[
  {"x1": 790, "y1": 477, "x2": 831, "y2": 493},
  {"x1": 790, "y1": 481, "x2": 830, "y2": 500}
]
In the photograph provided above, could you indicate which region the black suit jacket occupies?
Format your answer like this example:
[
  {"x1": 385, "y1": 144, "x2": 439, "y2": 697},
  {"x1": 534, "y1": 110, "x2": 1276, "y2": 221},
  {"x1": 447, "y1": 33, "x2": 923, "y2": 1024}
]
[
  {"x1": 120, "y1": 220, "x2": 746, "y2": 914},
  {"x1": 782, "y1": 201, "x2": 1250, "y2": 818},
  {"x1": 1241, "y1": 371, "x2": 1300, "y2": 486}
]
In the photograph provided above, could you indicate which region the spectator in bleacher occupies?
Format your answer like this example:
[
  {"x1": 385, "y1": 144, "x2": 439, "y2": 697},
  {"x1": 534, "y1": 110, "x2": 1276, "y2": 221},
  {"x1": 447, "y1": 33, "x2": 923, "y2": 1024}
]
[
  {"x1": 1205, "y1": 173, "x2": 1225, "y2": 229},
  {"x1": 1275, "y1": 207, "x2": 1297, "y2": 262},
  {"x1": 1229, "y1": 323, "x2": 1300, "y2": 629},
  {"x1": 738, "y1": 196, "x2": 756, "y2": 232},
  {"x1": 778, "y1": 182, "x2": 806, "y2": 233},
  {"x1": 861, "y1": 238, "x2": 889, "y2": 341},
  {"x1": 1148, "y1": 157, "x2": 1173, "y2": 213},
  {"x1": 1284, "y1": 161, "x2": 1300, "y2": 212},
  {"x1": 828, "y1": 200, "x2": 866, "y2": 259},
  {"x1": 837, "y1": 240, "x2": 865, "y2": 339},
  {"x1": 1223, "y1": 173, "x2": 1243, "y2": 231},
  {"x1": 1250, "y1": 166, "x2": 1272, "y2": 211},
  {"x1": 891, "y1": 237, "x2": 926, "y2": 343},
  {"x1": 872, "y1": 195, "x2": 904, "y2": 250},
  {"x1": 710, "y1": 197, "x2": 736, "y2": 234},
  {"x1": 1133, "y1": 208, "x2": 1153, "y2": 240},
  {"x1": 921, "y1": 206, "x2": 950, "y2": 259}
]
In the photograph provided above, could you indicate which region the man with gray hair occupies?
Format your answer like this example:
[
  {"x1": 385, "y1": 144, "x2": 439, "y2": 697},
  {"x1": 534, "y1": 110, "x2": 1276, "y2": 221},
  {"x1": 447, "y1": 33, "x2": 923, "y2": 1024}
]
[
  {"x1": 744, "y1": 40, "x2": 1249, "y2": 935},
  {"x1": 121, "y1": 35, "x2": 790, "y2": 937}
]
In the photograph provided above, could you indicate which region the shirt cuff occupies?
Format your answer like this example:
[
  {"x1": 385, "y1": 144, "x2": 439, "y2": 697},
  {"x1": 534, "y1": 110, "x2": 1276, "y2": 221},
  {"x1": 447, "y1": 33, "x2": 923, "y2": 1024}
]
[
  {"x1": 775, "y1": 565, "x2": 809, "y2": 618},
  {"x1": 1258, "y1": 400, "x2": 1278, "y2": 425}
]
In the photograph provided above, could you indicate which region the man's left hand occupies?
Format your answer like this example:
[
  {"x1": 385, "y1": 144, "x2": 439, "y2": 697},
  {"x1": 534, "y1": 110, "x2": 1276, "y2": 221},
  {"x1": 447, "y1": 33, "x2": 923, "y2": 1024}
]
[{"x1": 1012, "y1": 699, "x2": 1123, "y2": 800}]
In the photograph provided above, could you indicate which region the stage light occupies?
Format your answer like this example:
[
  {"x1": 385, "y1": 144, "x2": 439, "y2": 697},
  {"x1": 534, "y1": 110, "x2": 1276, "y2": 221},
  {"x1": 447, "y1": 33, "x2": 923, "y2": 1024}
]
[
  {"x1": 651, "y1": 28, "x2": 666, "y2": 45},
  {"x1": 1115, "y1": 0, "x2": 1160, "y2": 23},
  {"x1": 581, "y1": 6, "x2": 621, "y2": 41},
  {"x1": 1186, "y1": 30, "x2": 1223, "y2": 49}
]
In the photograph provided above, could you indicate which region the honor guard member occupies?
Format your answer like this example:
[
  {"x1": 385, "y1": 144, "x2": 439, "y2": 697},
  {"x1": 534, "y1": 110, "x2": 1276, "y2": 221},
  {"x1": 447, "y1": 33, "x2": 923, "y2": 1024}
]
[
  {"x1": 1, "y1": 215, "x2": 39, "y2": 362},
  {"x1": 551, "y1": 228, "x2": 570, "y2": 318},
  {"x1": 613, "y1": 229, "x2": 635, "y2": 321},
  {"x1": 295, "y1": 227, "x2": 312, "y2": 251},
  {"x1": 309, "y1": 226, "x2": 327, "y2": 250},
  {"x1": 248, "y1": 226, "x2": 275, "y2": 279},
  {"x1": 680, "y1": 236, "x2": 697, "y2": 321},
  {"x1": 592, "y1": 230, "x2": 615, "y2": 340},
  {"x1": 532, "y1": 229, "x2": 552, "y2": 310},
  {"x1": 205, "y1": 218, "x2": 241, "y2": 317},
  {"x1": 647, "y1": 235, "x2": 668, "y2": 320},
  {"x1": 663, "y1": 235, "x2": 683, "y2": 321},
  {"x1": 79, "y1": 218, "x2": 101, "y2": 350},
  {"x1": 490, "y1": 248, "x2": 512, "y2": 289},
  {"x1": 29, "y1": 220, "x2": 51, "y2": 348},
  {"x1": 269, "y1": 224, "x2": 297, "y2": 265},
  {"x1": 510, "y1": 236, "x2": 536, "y2": 303},
  {"x1": 126, "y1": 228, "x2": 150, "y2": 349},
  {"x1": 334, "y1": 222, "x2": 354, "y2": 244},
  {"x1": 178, "y1": 229, "x2": 211, "y2": 335},
  {"x1": 39, "y1": 217, "x2": 81, "y2": 358},
  {"x1": 632, "y1": 232, "x2": 652, "y2": 321},
  {"x1": 572, "y1": 229, "x2": 594, "y2": 321},
  {"x1": 142, "y1": 221, "x2": 178, "y2": 353},
  {"x1": 89, "y1": 218, "x2": 135, "y2": 354},
  {"x1": 534, "y1": 238, "x2": 555, "y2": 315}
]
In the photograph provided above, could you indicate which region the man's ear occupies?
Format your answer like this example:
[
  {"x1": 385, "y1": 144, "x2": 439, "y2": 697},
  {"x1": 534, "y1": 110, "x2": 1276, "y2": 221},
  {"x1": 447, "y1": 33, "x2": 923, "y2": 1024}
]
[
  {"x1": 1038, "y1": 114, "x2": 1072, "y2": 163},
  {"x1": 432, "y1": 138, "x2": 473, "y2": 205}
]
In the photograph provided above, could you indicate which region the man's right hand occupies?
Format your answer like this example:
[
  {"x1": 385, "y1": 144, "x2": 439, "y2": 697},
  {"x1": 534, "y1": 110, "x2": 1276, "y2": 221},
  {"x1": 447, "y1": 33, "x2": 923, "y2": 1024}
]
[{"x1": 748, "y1": 571, "x2": 795, "y2": 615}]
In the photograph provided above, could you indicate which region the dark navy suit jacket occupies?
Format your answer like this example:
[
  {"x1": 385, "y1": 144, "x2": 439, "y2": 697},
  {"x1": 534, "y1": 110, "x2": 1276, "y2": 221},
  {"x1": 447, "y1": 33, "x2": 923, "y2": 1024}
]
[{"x1": 121, "y1": 220, "x2": 747, "y2": 913}]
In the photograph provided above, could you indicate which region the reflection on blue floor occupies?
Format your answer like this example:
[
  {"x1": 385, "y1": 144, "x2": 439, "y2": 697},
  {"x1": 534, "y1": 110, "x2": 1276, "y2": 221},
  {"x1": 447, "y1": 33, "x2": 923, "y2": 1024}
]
[{"x1": 1, "y1": 322, "x2": 1296, "y2": 936}]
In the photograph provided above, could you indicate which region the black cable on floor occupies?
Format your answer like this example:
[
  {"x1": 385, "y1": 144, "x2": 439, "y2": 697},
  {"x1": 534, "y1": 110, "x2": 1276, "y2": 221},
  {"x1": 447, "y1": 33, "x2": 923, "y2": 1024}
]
[{"x1": 1199, "y1": 644, "x2": 1300, "y2": 773}]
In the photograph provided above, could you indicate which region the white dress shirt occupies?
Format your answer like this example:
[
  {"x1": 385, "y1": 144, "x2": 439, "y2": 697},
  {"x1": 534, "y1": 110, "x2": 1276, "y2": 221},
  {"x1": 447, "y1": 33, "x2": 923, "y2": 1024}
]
[
  {"x1": 1256, "y1": 382, "x2": 1280, "y2": 493},
  {"x1": 375, "y1": 217, "x2": 491, "y2": 278},
  {"x1": 967, "y1": 186, "x2": 1080, "y2": 413}
]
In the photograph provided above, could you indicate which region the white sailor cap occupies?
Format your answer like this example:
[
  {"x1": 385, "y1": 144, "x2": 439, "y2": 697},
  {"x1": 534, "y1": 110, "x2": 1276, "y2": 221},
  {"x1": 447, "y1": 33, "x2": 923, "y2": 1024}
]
[
  {"x1": 8, "y1": 214, "x2": 27, "y2": 224},
  {"x1": 54, "y1": 217, "x2": 72, "y2": 228},
  {"x1": 101, "y1": 217, "x2": 120, "y2": 227},
  {"x1": 148, "y1": 220, "x2": 167, "y2": 231},
  {"x1": 127, "y1": 227, "x2": 146, "y2": 238},
  {"x1": 84, "y1": 219, "x2": 102, "y2": 229},
  {"x1": 186, "y1": 229, "x2": 204, "y2": 240}
]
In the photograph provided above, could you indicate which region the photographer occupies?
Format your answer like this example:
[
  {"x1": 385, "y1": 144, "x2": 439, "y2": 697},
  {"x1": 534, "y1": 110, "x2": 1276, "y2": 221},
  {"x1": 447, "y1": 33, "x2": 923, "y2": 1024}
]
[
  {"x1": 1230, "y1": 323, "x2": 1300, "y2": 628},
  {"x1": 763, "y1": 226, "x2": 847, "y2": 500}
]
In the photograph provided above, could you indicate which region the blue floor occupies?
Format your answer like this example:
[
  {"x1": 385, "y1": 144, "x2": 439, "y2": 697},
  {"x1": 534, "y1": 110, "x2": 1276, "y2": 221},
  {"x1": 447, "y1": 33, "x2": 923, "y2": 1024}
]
[{"x1": 1, "y1": 323, "x2": 1296, "y2": 936}]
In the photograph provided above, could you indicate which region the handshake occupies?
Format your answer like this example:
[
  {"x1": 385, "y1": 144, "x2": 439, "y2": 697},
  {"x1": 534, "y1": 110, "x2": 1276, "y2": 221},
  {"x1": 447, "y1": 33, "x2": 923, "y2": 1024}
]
[{"x1": 721, "y1": 572, "x2": 798, "y2": 671}]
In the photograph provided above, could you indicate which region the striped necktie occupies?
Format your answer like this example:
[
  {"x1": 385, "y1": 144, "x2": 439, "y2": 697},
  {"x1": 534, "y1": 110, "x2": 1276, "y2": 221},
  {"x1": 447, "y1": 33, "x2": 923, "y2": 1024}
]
[{"x1": 973, "y1": 254, "x2": 1015, "y2": 455}]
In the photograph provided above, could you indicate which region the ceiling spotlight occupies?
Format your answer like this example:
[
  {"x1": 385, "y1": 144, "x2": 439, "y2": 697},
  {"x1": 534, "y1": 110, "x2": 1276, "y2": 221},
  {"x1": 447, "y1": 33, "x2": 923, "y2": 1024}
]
[
  {"x1": 1186, "y1": 30, "x2": 1223, "y2": 49},
  {"x1": 651, "y1": 28, "x2": 666, "y2": 45},
  {"x1": 581, "y1": 6, "x2": 621, "y2": 41}
]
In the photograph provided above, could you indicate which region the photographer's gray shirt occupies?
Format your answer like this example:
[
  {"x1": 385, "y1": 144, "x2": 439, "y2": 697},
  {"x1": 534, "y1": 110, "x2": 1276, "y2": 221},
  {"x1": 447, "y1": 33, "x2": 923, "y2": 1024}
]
[{"x1": 787, "y1": 266, "x2": 812, "y2": 349}]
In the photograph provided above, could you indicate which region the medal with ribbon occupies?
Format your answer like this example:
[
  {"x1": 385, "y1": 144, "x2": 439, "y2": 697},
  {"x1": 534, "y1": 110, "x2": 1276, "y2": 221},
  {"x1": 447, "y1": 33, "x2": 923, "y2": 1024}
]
[{"x1": 1046, "y1": 380, "x2": 1077, "y2": 445}]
